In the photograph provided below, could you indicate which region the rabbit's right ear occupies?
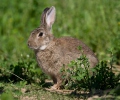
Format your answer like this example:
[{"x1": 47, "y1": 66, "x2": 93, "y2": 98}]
[{"x1": 45, "y1": 6, "x2": 56, "y2": 29}]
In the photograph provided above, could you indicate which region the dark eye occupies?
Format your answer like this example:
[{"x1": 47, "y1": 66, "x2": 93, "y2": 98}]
[{"x1": 38, "y1": 32, "x2": 43, "y2": 37}]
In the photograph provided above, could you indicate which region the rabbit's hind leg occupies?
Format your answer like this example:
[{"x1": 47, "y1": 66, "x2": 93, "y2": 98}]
[{"x1": 51, "y1": 77, "x2": 62, "y2": 90}]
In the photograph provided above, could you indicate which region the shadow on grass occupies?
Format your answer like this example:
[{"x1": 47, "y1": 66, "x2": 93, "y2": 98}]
[
  {"x1": 42, "y1": 80, "x2": 120, "y2": 99},
  {"x1": 69, "y1": 84, "x2": 120, "y2": 99},
  {"x1": 0, "y1": 87, "x2": 4, "y2": 94}
]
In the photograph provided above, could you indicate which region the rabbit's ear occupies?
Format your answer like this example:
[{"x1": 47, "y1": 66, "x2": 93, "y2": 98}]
[
  {"x1": 46, "y1": 6, "x2": 56, "y2": 28},
  {"x1": 41, "y1": 7, "x2": 50, "y2": 25}
]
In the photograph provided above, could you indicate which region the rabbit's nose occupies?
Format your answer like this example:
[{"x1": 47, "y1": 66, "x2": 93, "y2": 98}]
[{"x1": 27, "y1": 41, "x2": 31, "y2": 47}]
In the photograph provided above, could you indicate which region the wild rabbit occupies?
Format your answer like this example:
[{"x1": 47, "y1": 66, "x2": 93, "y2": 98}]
[{"x1": 27, "y1": 6, "x2": 98, "y2": 90}]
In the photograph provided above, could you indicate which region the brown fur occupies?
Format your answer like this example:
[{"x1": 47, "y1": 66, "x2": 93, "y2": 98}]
[{"x1": 27, "y1": 6, "x2": 98, "y2": 89}]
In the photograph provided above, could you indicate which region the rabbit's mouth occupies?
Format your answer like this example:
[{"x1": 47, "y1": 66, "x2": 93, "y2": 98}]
[
  {"x1": 28, "y1": 45, "x2": 38, "y2": 50},
  {"x1": 27, "y1": 43, "x2": 39, "y2": 50},
  {"x1": 27, "y1": 41, "x2": 39, "y2": 50},
  {"x1": 28, "y1": 44, "x2": 47, "y2": 51}
]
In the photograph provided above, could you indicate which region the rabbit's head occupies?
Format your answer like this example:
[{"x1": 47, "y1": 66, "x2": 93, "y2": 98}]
[{"x1": 28, "y1": 6, "x2": 56, "y2": 50}]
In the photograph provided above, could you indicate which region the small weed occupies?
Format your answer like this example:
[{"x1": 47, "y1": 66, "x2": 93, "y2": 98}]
[
  {"x1": 61, "y1": 51, "x2": 120, "y2": 91},
  {"x1": 0, "y1": 55, "x2": 47, "y2": 85}
]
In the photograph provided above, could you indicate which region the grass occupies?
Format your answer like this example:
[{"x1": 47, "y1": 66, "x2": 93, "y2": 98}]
[
  {"x1": 0, "y1": 0, "x2": 120, "y2": 99},
  {"x1": 0, "y1": 0, "x2": 120, "y2": 60},
  {"x1": 1, "y1": 82, "x2": 120, "y2": 100}
]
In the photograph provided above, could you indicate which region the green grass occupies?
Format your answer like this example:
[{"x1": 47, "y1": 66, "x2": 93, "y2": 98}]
[
  {"x1": 0, "y1": 0, "x2": 120, "y2": 99},
  {"x1": 0, "y1": 0, "x2": 120, "y2": 60},
  {"x1": 0, "y1": 82, "x2": 120, "y2": 100}
]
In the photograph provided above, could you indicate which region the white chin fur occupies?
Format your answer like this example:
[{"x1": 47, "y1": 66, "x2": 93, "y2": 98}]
[{"x1": 39, "y1": 45, "x2": 47, "y2": 50}]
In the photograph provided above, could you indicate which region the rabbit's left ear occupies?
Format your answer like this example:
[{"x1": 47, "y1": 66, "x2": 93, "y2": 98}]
[{"x1": 46, "y1": 6, "x2": 56, "y2": 28}]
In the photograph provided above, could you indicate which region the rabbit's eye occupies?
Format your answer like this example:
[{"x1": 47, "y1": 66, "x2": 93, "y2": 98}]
[{"x1": 39, "y1": 32, "x2": 43, "y2": 37}]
